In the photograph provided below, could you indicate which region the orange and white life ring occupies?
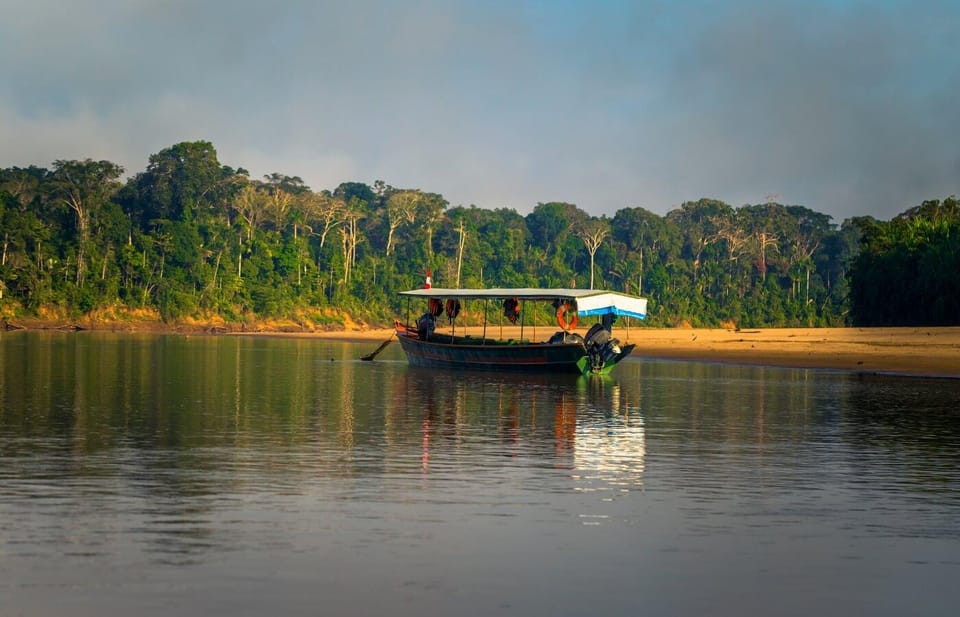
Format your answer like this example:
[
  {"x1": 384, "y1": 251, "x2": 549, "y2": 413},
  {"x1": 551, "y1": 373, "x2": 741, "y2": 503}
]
[{"x1": 556, "y1": 301, "x2": 578, "y2": 331}]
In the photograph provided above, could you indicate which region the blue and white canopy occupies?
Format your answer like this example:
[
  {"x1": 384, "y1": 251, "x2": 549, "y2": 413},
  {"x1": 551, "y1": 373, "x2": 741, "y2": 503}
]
[{"x1": 399, "y1": 287, "x2": 647, "y2": 320}]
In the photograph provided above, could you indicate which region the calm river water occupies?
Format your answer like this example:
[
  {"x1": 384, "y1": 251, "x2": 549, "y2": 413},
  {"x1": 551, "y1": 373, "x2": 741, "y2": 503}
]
[{"x1": 1, "y1": 332, "x2": 959, "y2": 616}]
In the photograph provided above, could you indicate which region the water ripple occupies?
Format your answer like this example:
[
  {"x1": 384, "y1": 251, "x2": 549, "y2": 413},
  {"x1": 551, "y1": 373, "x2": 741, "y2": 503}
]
[{"x1": 3, "y1": 335, "x2": 960, "y2": 616}]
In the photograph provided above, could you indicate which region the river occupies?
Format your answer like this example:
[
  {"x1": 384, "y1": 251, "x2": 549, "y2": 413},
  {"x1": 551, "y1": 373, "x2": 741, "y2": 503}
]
[{"x1": 1, "y1": 332, "x2": 958, "y2": 616}]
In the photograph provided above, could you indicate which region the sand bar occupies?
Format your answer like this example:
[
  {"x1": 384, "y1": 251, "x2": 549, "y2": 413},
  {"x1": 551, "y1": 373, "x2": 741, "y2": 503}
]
[{"x1": 303, "y1": 325, "x2": 960, "y2": 378}]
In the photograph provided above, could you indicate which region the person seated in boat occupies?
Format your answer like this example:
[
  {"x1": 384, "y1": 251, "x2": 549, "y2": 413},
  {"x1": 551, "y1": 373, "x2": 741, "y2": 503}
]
[
  {"x1": 548, "y1": 331, "x2": 584, "y2": 345},
  {"x1": 416, "y1": 312, "x2": 436, "y2": 340}
]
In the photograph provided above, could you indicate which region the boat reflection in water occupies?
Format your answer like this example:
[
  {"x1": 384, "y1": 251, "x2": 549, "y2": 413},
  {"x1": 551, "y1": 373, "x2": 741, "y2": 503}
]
[
  {"x1": 571, "y1": 380, "x2": 646, "y2": 498},
  {"x1": 389, "y1": 368, "x2": 646, "y2": 492}
]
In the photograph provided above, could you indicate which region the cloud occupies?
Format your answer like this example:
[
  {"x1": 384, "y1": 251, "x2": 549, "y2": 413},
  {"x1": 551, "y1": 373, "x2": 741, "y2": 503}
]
[
  {"x1": 1, "y1": 0, "x2": 957, "y2": 222},
  {"x1": 641, "y1": 1, "x2": 960, "y2": 217}
]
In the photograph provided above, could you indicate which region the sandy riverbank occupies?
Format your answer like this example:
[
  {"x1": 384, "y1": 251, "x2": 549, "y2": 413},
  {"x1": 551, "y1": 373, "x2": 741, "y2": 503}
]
[{"x1": 300, "y1": 324, "x2": 960, "y2": 378}]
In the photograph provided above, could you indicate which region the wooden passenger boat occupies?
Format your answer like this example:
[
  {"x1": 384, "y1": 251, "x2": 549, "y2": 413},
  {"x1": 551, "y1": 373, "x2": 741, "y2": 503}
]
[{"x1": 394, "y1": 287, "x2": 647, "y2": 375}]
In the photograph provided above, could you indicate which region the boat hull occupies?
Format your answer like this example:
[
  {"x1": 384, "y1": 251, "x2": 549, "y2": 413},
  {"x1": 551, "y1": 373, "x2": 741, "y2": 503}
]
[{"x1": 395, "y1": 331, "x2": 635, "y2": 375}]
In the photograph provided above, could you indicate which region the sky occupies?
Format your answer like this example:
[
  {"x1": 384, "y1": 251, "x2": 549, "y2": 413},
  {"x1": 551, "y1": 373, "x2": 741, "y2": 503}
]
[{"x1": 1, "y1": 0, "x2": 957, "y2": 223}]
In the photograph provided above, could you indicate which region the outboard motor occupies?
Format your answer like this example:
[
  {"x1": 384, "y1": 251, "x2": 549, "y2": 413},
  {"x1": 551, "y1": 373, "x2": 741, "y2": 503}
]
[{"x1": 584, "y1": 321, "x2": 622, "y2": 372}]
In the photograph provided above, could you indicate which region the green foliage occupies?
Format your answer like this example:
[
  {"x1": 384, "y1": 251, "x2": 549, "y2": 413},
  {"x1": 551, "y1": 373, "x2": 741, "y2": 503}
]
[
  {"x1": 849, "y1": 199, "x2": 960, "y2": 326},
  {"x1": 2, "y1": 143, "x2": 954, "y2": 328}
]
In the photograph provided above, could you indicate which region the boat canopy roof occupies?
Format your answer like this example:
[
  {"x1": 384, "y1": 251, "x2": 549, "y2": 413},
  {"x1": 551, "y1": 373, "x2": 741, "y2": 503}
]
[{"x1": 399, "y1": 287, "x2": 648, "y2": 320}]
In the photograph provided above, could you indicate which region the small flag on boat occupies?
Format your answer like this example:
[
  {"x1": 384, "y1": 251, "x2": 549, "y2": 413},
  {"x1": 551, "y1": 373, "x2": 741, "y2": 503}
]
[{"x1": 425, "y1": 268, "x2": 432, "y2": 289}]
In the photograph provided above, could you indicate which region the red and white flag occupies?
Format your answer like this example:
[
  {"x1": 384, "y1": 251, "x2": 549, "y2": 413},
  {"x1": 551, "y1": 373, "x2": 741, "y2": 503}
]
[{"x1": 424, "y1": 268, "x2": 432, "y2": 289}]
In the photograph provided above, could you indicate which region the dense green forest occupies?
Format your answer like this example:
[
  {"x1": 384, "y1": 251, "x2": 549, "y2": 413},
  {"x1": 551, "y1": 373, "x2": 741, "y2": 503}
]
[{"x1": 1, "y1": 141, "x2": 957, "y2": 328}]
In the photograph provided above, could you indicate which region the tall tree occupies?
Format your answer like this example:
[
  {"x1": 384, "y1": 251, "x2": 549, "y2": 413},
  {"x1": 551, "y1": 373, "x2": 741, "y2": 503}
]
[
  {"x1": 849, "y1": 199, "x2": 960, "y2": 326},
  {"x1": 612, "y1": 206, "x2": 670, "y2": 295},
  {"x1": 339, "y1": 198, "x2": 365, "y2": 285},
  {"x1": 666, "y1": 199, "x2": 731, "y2": 283},
  {"x1": 416, "y1": 192, "x2": 448, "y2": 261},
  {"x1": 46, "y1": 159, "x2": 124, "y2": 285},
  {"x1": 128, "y1": 141, "x2": 226, "y2": 224},
  {"x1": 739, "y1": 202, "x2": 791, "y2": 282},
  {"x1": 300, "y1": 191, "x2": 346, "y2": 249},
  {"x1": 384, "y1": 190, "x2": 421, "y2": 256},
  {"x1": 526, "y1": 202, "x2": 583, "y2": 254},
  {"x1": 232, "y1": 182, "x2": 268, "y2": 242},
  {"x1": 785, "y1": 206, "x2": 833, "y2": 303},
  {"x1": 575, "y1": 217, "x2": 610, "y2": 289},
  {"x1": 263, "y1": 173, "x2": 307, "y2": 233},
  {"x1": 0, "y1": 167, "x2": 44, "y2": 279}
]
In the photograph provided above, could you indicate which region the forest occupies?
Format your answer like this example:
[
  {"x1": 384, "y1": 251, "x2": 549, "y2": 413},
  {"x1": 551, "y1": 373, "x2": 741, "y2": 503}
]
[{"x1": 1, "y1": 141, "x2": 957, "y2": 328}]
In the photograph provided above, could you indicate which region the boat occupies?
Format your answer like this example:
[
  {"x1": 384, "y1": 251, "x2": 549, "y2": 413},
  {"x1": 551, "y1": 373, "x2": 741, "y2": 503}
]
[{"x1": 393, "y1": 287, "x2": 647, "y2": 375}]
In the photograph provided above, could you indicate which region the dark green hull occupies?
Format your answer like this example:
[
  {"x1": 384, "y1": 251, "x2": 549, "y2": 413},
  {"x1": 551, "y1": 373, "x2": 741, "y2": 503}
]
[{"x1": 395, "y1": 329, "x2": 635, "y2": 375}]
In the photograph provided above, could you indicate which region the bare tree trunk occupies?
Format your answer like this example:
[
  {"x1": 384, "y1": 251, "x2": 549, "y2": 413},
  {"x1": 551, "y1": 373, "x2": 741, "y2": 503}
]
[
  {"x1": 341, "y1": 227, "x2": 351, "y2": 284},
  {"x1": 456, "y1": 221, "x2": 466, "y2": 287},
  {"x1": 350, "y1": 217, "x2": 359, "y2": 269},
  {"x1": 75, "y1": 214, "x2": 89, "y2": 286},
  {"x1": 386, "y1": 223, "x2": 398, "y2": 256},
  {"x1": 754, "y1": 230, "x2": 778, "y2": 282},
  {"x1": 589, "y1": 249, "x2": 596, "y2": 289},
  {"x1": 62, "y1": 194, "x2": 89, "y2": 286},
  {"x1": 638, "y1": 245, "x2": 643, "y2": 295},
  {"x1": 211, "y1": 250, "x2": 222, "y2": 292},
  {"x1": 76, "y1": 240, "x2": 86, "y2": 286},
  {"x1": 101, "y1": 246, "x2": 110, "y2": 280}
]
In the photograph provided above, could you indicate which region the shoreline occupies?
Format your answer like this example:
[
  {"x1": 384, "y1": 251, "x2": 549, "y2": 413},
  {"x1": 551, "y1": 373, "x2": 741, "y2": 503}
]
[
  {"x1": 304, "y1": 325, "x2": 960, "y2": 378},
  {"x1": 4, "y1": 319, "x2": 958, "y2": 378}
]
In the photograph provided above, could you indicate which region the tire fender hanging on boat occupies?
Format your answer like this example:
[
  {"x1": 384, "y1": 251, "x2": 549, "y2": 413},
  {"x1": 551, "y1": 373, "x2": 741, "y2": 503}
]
[
  {"x1": 503, "y1": 298, "x2": 520, "y2": 324},
  {"x1": 445, "y1": 298, "x2": 461, "y2": 320}
]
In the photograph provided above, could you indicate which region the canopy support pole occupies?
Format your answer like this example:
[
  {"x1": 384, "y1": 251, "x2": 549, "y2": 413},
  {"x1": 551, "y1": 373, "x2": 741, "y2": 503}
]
[
  {"x1": 520, "y1": 300, "x2": 525, "y2": 341},
  {"x1": 483, "y1": 299, "x2": 488, "y2": 344}
]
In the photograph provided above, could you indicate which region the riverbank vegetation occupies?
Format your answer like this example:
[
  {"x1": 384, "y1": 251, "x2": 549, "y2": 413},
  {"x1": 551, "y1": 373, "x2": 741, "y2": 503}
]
[{"x1": 2, "y1": 141, "x2": 957, "y2": 329}]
